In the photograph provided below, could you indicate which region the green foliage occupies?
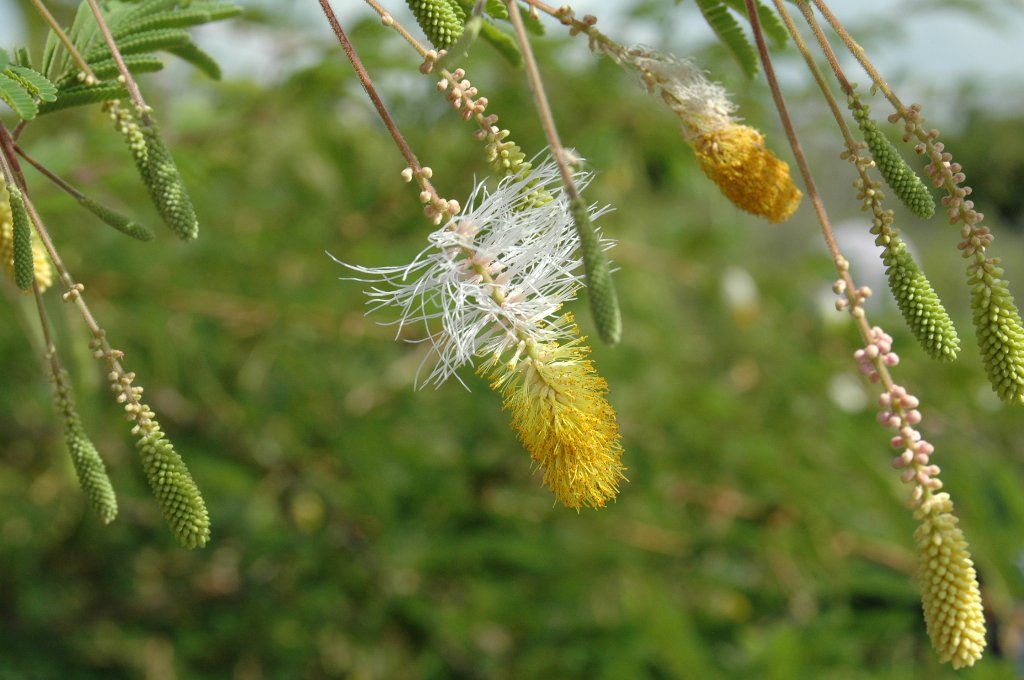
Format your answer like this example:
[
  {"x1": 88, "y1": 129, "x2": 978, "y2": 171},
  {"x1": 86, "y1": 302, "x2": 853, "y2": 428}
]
[
  {"x1": 0, "y1": 60, "x2": 57, "y2": 120},
  {"x1": 694, "y1": 0, "x2": 759, "y2": 78},
  {"x1": 36, "y1": 81, "x2": 128, "y2": 114},
  {"x1": 33, "y1": 0, "x2": 240, "y2": 115},
  {"x1": 882, "y1": 239, "x2": 960, "y2": 361}
]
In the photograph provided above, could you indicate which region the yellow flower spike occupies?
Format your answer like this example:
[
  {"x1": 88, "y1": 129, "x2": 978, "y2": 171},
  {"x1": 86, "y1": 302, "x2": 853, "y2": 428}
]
[
  {"x1": 487, "y1": 324, "x2": 625, "y2": 509},
  {"x1": 913, "y1": 492, "x2": 986, "y2": 669},
  {"x1": 694, "y1": 124, "x2": 802, "y2": 224}
]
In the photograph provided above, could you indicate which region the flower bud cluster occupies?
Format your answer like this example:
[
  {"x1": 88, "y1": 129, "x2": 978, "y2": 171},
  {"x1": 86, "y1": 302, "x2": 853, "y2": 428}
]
[
  {"x1": 853, "y1": 325, "x2": 897, "y2": 382},
  {"x1": 400, "y1": 165, "x2": 461, "y2": 224}
]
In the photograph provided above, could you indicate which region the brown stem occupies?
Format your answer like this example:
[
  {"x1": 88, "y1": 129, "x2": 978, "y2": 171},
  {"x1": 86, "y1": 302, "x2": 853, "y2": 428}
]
[
  {"x1": 317, "y1": 0, "x2": 432, "y2": 185},
  {"x1": 85, "y1": 0, "x2": 151, "y2": 123},
  {"x1": 504, "y1": 0, "x2": 579, "y2": 199},
  {"x1": 14, "y1": 144, "x2": 85, "y2": 200}
]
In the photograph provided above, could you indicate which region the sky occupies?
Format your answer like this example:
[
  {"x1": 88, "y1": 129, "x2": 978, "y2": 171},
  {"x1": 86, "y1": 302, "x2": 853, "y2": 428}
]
[{"x1": 3, "y1": 1, "x2": 1024, "y2": 94}]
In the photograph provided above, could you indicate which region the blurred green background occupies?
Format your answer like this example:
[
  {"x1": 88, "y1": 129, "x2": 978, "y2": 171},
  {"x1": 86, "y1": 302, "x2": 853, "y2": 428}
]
[{"x1": 2, "y1": 2, "x2": 1024, "y2": 678}]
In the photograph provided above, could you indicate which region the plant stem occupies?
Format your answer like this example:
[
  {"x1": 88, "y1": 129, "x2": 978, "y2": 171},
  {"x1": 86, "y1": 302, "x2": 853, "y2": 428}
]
[
  {"x1": 84, "y1": 0, "x2": 151, "y2": 123},
  {"x1": 14, "y1": 144, "x2": 84, "y2": 200},
  {"x1": 809, "y1": 0, "x2": 905, "y2": 115},
  {"x1": 317, "y1": 0, "x2": 433, "y2": 187},
  {"x1": 504, "y1": 0, "x2": 577, "y2": 198},
  {"x1": 29, "y1": 0, "x2": 92, "y2": 75}
]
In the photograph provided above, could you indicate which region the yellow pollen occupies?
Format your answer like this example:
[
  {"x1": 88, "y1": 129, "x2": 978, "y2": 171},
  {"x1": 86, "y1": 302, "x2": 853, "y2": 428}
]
[
  {"x1": 693, "y1": 124, "x2": 802, "y2": 223},
  {"x1": 486, "y1": 337, "x2": 625, "y2": 509}
]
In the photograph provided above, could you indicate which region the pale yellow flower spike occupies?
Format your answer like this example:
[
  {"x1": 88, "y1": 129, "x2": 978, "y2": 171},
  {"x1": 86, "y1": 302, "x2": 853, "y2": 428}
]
[
  {"x1": 914, "y1": 492, "x2": 986, "y2": 669},
  {"x1": 487, "y1": 319, "x2": 625, "y2": 509},
  {"x1": 695, "y1": 124, "x2": 802, "y2": 224},
  {"x1": 1, "y1": 179, "x2": 53, "y2": 292}
]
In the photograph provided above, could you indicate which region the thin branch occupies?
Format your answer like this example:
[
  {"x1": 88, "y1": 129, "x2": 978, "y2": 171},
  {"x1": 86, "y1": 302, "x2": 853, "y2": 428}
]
[
  {"x1": 28, "y1": 0, "x2": 92, "y2": 75},
  {"x1": 84, "y1": 0, "x2": 151, "y2": 123},
  {"x1": 504, "y1": 0, "x2": 578, "y2": 198}
]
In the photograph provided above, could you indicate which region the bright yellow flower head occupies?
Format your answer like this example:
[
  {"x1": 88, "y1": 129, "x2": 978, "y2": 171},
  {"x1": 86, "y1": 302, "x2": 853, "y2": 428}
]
[
  {"x1": 486, "y1": 324, "x2": 625, "y2": 509},
  {"x1": 695, "y1": 124, "x2": 803, "y2": 224},
  {"x1": 1, "y1": 179, "x2": 53, "y2": 292}
]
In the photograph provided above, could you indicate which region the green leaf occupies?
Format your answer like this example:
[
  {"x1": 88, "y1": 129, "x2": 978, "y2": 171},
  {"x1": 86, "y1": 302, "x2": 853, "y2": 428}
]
[
  {"x1": 113, "y1": 8, "x2": 214, "y2": 39},
  {"x1": 5, "y1": 66, "x2": 58, "y2": 102},
  {"x1": 721, "y1": 0, "x2": 788, "y2": 50},
  {"x1": 0, "y1": 74, "x2": 39, "y2": 120},
  {"x1": 694, "y1": 0, "x2": 758, "y2": 79},
  {"x1": 38, "y1": 81, "x2": 128, "y2": 115},
  {"x1": 168, "y1": 44, "x2": 222, "y2": 79},
  {"x1": 0, "y1": 48, "x2": 9, "y2": 72},
  {"x1": 84, "y1": 28, "x2": 193, "y2": 64},
  {"x1": 61, "y1": 54, "x2": 166, "y2": 86},
  {"x1": 14, "y1": 47, "x2": 32, "y2": 69}
]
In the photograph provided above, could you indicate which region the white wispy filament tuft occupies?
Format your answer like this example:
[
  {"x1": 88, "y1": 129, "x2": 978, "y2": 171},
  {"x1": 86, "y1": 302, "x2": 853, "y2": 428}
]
[{"x1": 335, "y1": 156, "x2": 613, "y2": 387}]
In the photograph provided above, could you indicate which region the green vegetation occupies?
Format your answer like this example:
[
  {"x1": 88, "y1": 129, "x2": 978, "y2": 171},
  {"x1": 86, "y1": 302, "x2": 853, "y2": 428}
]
[{"x1": 1, "y1": 8, "x2": 1023, "y2": 679}]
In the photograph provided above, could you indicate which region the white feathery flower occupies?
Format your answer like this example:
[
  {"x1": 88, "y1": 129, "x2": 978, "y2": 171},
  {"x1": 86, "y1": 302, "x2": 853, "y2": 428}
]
[{"x1": 335, "y1": 156, "x2": 613, "y2": 387}]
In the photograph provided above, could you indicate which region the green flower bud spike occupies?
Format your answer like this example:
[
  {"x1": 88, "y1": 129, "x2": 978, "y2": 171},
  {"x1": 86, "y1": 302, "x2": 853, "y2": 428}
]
[
  {"x1": 969, "y1": 256, "x2": 1024, "y2": 404},
  {"x1": 882, "y1": 239, "x2": 960, "y2": 361},
  {"x1": 570, "y1": 196, "x2": 621, "y2": 345},
  {"x1": 78, "y1": 195, "x2": 154, "y2": 241},
  {"x1": 406, "y1": 0, "x2": 465, "y2": 49},
  {"x1": 53, "y1": 368, "x2": 118, "y2": 524},
  {"x1": 137, "y1": 429, "x2": 211, "y2": 548},
  {"x1": 7, "y1": 184, "x2": 35, "y2": 290},
  {"x1": 111, "y1": 103, "x2": 199, "y2": 240},
  {"x1": 853, "y1": 104, "x2": 935, "y2": 220}
]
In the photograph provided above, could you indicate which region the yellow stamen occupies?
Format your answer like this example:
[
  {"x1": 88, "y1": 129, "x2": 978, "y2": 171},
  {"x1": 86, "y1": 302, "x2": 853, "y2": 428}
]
[{"x1": 486, "y1": 328, "x2": 625, "y2": 509}]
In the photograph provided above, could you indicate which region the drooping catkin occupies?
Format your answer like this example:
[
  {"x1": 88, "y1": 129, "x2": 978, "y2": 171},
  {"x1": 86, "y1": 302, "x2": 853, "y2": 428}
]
[
  {"x1": 110, "y1": 103, "x2": 199, "y2": 240},
  {"x1": 137, "y1": 429, "x2": 211, "y2": 548},
  {"x1": 1, "y1": 180, "x2": 52, "y2": 291},
  {"x1": 405, "y1": 0, "x2": 465, "y2": 49},
  {"x1": 969, "y1": 257, "x2": 1024, "y2": 404},
  {"x1": 570, "y1": 196, "x2": 621, "y2": 345},
  {"x1": 882, "y1": 239, "x2": 960, "y2": 361},
  {"x1": 7, "y1": 184, "x2": 35, "y2": 290},
  {"x1": 52, "y1": 368, "x2": 118, "y2": 524},
  {"x1": 914, "y1": 493, "x2": 986, "y2": 669},
  {"x1": 78, "y1": 195, "x2": 154, "y2": 241},
  {"x1": 853, "y1": 105, "x2": 935, "y2": 219}
]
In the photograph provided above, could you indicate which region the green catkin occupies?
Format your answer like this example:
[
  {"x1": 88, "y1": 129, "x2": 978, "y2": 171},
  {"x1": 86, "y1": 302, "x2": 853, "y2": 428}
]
[
  {"x1": 8, "y1": 185, "x2": 34, "y2": 290},
  {"x1": 53, "y1": 369, "x2": 118, "y2": 524},
  {"x1": 882, "y1": 239, "x2": 960, "y2": 361},
  {"x1": 969, "y1": 257, "x2": 1024, "y2": 403},
  {"x1": 113, "y1": 104, "x2": 199, "y2": 240},
  {"x1": 570, "y1": 197, "x2": 621, "y2": 345},
  {"x1": 78, "y1": 196, "x2": 154, "y2": 241},
  {"x1": 853, "y1": 105, "x2": 935, "y2": 219},
  {"x1": 405, "y1": 0, "x2": 465, "y2": 49},
  {"x1": 137, "y1": 430, "x2": 211, "y2": 548}
]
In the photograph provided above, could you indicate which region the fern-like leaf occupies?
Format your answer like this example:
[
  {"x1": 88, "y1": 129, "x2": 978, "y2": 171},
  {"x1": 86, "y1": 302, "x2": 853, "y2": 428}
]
[
  {"x1": 0, "y1": 74, "x2": 39, "y2": 120},
  {"x1": 168, "y1": 44, "x2": 222, "y2": 80},
  {"x1": 5, "y1": 65, "x2": 58, "y2": 103},
  {"x1": 721, "y1": 0, "x2": 787, "y2": 49},
  {"x1": 84, "y1": 28, "x2": 192, "y2": 64},
  {"x1": 38, "y1": 81, "x2": 128, "y2": 115},
  {"x1": 694, "y1": 0, "x2": 758, "y2": 79}
]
